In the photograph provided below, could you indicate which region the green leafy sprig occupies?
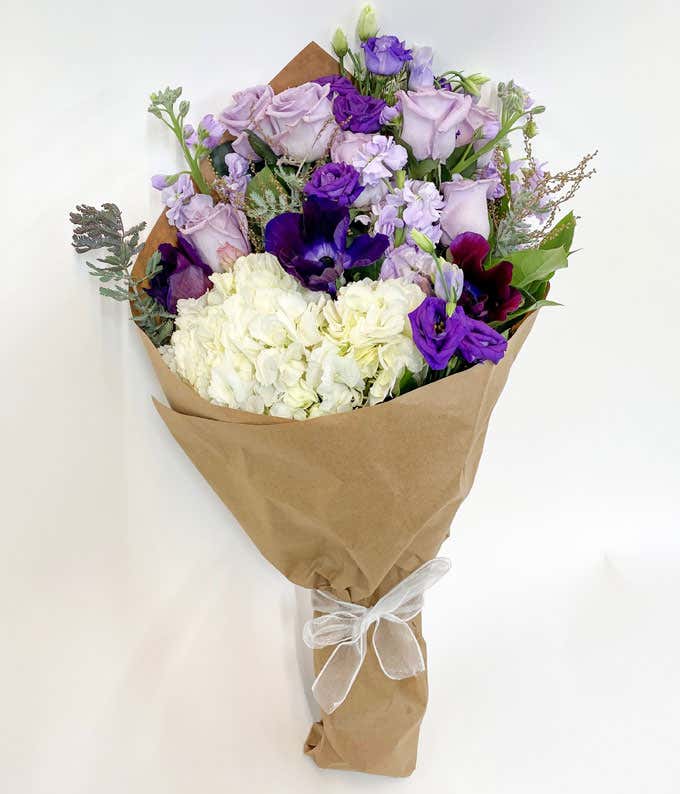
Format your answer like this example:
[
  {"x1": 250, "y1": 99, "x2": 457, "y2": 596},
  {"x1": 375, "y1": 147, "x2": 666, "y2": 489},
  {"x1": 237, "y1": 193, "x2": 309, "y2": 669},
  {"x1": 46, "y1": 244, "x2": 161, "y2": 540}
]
[
  {"x1": 148, "y1": 87, "x2": 212, "y2": 195},
  {"x1": 70, "y1": 203, "x2": 175, "y2": 347}
]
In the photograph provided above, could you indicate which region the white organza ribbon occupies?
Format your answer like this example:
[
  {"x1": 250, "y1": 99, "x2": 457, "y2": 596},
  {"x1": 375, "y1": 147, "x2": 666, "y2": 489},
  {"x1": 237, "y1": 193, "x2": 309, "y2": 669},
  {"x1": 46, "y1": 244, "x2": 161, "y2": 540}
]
[{"x1": 302, "y1": 557, "x2": 451, "y2": 714}]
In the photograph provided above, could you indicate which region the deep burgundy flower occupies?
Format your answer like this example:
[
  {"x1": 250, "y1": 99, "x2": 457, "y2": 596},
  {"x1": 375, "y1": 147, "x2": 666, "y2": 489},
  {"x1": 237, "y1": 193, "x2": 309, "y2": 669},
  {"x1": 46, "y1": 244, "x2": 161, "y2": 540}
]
[
  {"x1": 303, "y1": 162, "x2": 364, "y2": 207},
  {"x1": 332, "y1": 89, "x2": 386, "y2": 133},
  {"x1": 314, "y1": 74, "x2": 356, "y2": 99},
  {"x1": 449, "y1": 232, "x2": 522, "y2": 322},
  {"x1": 264, "y1": 198, "x2": 389, "y2": 295},
  {"x1": 145, "y1": 232, "x2": 213, "y2": 313},
  {"x1": 362, "y1": 36, "x2": 413, "y2": 76},
  {"x1": 408, "y1": 298, "x2": 468, "y2": 370}
]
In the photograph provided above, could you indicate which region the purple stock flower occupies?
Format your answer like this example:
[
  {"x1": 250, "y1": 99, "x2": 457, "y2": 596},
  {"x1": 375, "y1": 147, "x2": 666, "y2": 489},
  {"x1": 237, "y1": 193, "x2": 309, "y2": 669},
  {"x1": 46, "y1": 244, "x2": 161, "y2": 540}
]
[
  {"x1": 449, "y1": 232, "x2": 522, "y2": 323},
  {"x1": 362, "y1": 36, "x2": 413, "y2": 76},
  {"x1": 409, "y1": 298, "x2": 467, "y2": 370},
  {"x1": 314, "y1": 74, "x2": 356, "y2": 98},
  {"x1": 151, "y1": 174, "x2": 171, "y2": 190},
  {"x1": 409, "y1": 299, "x2": 507, "y2": 370},
  {"x1": 161, "y1": 173, "x2": 195, "y2": 227},
  {"x1": 264, "y1": 199, "x2": 389, "y2": 295},
  {"x1": 303, "y1": 162, "x2": 364, "y2": 207},
  {"x1": 146, "y1": 232, "x2": 213, "y2": 313},
  {"x1": 197, "y1": 114, "x2": 227, "y2": 148},
  {"x1": 332, "y1": 89, "x2": 386, "y2": 133}
]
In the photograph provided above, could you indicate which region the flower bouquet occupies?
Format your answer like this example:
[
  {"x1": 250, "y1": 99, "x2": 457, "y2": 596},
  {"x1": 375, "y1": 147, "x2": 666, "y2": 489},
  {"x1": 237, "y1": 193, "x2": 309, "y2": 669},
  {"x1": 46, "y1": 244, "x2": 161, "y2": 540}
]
[{"x1": 70, "y1": 6, "x2": 594, "y2": 777}]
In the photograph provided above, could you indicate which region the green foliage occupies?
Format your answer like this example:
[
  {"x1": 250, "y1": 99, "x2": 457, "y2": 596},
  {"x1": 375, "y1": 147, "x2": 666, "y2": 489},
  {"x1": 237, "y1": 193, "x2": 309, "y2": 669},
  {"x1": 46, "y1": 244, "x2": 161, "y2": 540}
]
[
  {"x1": 210, "y1": 141, "x2": 234, "y2": 177},
  {"x1": 540, "y1": 211, "x2": 576, "y2": 252},
  {"x1": 246, "y1": 131, "x2": 279, "y2": 166},
  {"x1": 505, "y1": 245, "x2": 569, "y2": 289},
  {"x1": 70, "y1": 203, "x2": 175, "y2": 347}
]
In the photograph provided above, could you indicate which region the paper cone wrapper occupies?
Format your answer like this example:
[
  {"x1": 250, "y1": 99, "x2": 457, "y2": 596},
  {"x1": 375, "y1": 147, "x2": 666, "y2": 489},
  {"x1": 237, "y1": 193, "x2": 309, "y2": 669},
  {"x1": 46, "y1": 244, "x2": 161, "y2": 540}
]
[{"x1": 131, "y1": 42, "x2": 538, "y2": 777}]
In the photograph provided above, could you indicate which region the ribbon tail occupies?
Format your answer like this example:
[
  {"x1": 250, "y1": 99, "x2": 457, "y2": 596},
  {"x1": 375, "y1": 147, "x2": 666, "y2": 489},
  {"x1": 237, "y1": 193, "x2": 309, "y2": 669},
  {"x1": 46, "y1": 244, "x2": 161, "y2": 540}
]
[
  {"x1": 373, "y1": 617, "x2": 425, "y2": 680},
  {"x1": 311, "y1": 635, "x2": 366, "y2": 714}
]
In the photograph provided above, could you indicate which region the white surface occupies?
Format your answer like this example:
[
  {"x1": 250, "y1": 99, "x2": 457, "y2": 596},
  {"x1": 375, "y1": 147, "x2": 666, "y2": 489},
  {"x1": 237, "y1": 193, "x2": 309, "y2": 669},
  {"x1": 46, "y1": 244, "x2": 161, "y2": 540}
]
[{"x1": 1, "y1": 1, "x2": 679, "y2": 792}]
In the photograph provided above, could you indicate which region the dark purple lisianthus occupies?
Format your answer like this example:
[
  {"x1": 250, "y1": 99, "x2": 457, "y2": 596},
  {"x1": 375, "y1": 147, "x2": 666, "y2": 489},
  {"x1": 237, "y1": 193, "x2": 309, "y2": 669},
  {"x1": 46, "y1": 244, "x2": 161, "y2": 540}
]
[
  {"x1": 362, "y1": 35, "x2": 413, "y2": 76},
  {"x1": 264, "y1": 198, "x2": 389, "y2": 295},
  {"x1": 449, "y1": 232, "x2": 522, "y2": 322},
  {"x1": 314, "y1": 74, "x2": 356, "y2": 99},
  {"x1": 332, "y1": 89, "x2": 386, "y2": 133},
  {"x1": 457, "y1": 315, "x2": 508, "y2": 364},
  {"x1": 303, "y1": 162, "x2": 364, "y2": 207},
  {"x1": 145, "y1": 232, "x2": 213, "y2": 313},
  {"x1": 409, "y1": 298, "x2": 468, "y2": 370}
]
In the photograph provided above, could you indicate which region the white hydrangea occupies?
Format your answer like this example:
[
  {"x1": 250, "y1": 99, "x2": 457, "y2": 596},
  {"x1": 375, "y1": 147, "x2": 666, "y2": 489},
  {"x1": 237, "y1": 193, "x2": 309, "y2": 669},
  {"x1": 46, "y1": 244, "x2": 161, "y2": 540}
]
[
  {"x1": 319, "y1": 278, "x2": 427, "y2": 408},
  {"x1": 161, "y1": 254, "x2": 426, "y2": 419}
]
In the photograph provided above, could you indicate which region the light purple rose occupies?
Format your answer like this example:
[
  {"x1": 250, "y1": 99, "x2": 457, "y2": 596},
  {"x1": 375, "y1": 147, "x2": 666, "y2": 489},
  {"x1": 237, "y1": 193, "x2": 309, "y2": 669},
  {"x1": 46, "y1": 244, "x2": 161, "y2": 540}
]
[
  {"x1": 220, "y1": 85, "x2": 274, "y2": 160},
  {"x1": 457, "y1": 103, "x2": 501, "y2": 147},
  {"x1": 180, "y1": 199, "x2": 250, "y2": 272},
  {"x1": 439, "y1": 177, "x2": 494, "y2": 246},
  {"x1": 263, "y1": 82, "x2": 337, "y2": 163},
  {"x1": 408, "y1": 47, "x2": 434, "y2": 91},
  {"x1": 397, "y1": 88, "x2": 473, "y2": 162}
]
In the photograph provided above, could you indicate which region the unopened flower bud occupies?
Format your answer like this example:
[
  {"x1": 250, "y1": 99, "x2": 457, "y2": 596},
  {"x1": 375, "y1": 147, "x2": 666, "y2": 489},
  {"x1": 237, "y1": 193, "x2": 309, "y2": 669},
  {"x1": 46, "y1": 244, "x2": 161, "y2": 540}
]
[
  {"x1": 357, "y1": 5, "x2": 378, "y2": 42},
  {"x1": 410, "y1": 229, "x2": 436, "y2": 255},
  {"x1": 331, "y1": 28, "x2": 349, "y2": 58},
  {"x1": 523, "y1": 119, "x2": 538, "y2": 138}
]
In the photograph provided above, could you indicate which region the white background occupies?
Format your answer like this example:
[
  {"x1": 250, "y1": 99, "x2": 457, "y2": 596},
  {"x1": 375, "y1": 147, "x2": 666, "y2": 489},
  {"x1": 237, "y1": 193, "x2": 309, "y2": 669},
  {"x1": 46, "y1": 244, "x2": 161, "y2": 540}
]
[{"x1": 1, "y1": 0, "x2": 679, "y2": 791}]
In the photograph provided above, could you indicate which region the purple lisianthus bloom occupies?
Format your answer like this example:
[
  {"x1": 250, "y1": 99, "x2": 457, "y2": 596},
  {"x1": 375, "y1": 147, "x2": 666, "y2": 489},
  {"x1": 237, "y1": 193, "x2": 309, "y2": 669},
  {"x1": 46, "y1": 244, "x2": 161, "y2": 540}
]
[
  {"x1": 332, "y1": 89, "x2": 386, "y2": 133},
  {"x1": 314, "y1": 74, "x2": 356, "y2": 98},
  {"x1": 449, "y1": 232, "x2": 522, "y2": 322},
  {"x1": 264, "y1": 198, "x2": 389, "y2": 295},
  {"x1": 409, "y1": 299, "x2": 507, "y2": 370},
  {"x1": 362, "y1": 35, "x2": 413, "y2": 76},
  {"x1": 146, "y1": 232, "x2": 213, "y2": 313},
  {"x1": 303, "y1": 162, "x2": 364, "y2": 207},
  {"x1": 409, "y1": 298, "x2": 468, "y2": 370},
  {"x1": 457, "y1": 314, "x2": 507, "y2": 364}
]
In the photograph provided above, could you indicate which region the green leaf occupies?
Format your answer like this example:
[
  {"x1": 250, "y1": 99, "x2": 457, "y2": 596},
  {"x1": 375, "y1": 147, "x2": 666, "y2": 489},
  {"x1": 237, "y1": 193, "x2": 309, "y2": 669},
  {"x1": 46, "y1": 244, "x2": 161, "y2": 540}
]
[
  {"x1": 246, "y1": 131, "x2": 279, "y2": 166},
  {"x1": 246, "y1": 165, "x2": 287, "y2": 205},
  {"x1": 505, "y1": 246, "x2": 569, "y2": 289},
  {"x1": 410, "y1": 157, "x2": 438, "y2": 180},
  {"x1": 210, "y1": 142, "x2": 234, "y2": 176},
  {"x1": 540, "y1": 211, "x2": 576, "y2": 252}
]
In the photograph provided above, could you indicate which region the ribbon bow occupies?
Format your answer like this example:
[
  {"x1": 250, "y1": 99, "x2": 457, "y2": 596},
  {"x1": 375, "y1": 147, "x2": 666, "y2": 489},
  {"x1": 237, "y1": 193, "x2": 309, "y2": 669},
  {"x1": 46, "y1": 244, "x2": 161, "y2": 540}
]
[{"x1": 302, "y1": 557, "x2": 451, "y2": 714}]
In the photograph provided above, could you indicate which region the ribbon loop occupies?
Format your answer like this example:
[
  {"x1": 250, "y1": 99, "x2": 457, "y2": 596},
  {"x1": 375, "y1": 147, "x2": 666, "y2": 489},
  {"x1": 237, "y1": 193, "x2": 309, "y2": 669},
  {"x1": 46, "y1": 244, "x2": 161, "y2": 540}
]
[{"x1": 303, "y1": 557, "x2": 451, "y2": 714}]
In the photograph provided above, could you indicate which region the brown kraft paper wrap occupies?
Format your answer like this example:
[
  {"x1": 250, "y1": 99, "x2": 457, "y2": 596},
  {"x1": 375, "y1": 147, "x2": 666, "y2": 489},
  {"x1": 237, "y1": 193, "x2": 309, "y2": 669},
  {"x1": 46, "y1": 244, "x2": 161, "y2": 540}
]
[{"x1": 130, "y1": 42, "x2": 538, "y2": 777}]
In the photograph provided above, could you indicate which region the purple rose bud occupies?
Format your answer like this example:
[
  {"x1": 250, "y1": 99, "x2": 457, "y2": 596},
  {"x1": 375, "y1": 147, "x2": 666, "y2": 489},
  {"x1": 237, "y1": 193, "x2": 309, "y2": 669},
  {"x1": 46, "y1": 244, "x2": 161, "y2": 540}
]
[
  {"x1": 362, "y1": 35, "x2": 413, "y2": 76},
  {"x1": 303, "y1": 162, "x2": 364, "y2": 207},
  {"x1": 332, "y1": 88, "x2": 386, "y2": 133}
]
